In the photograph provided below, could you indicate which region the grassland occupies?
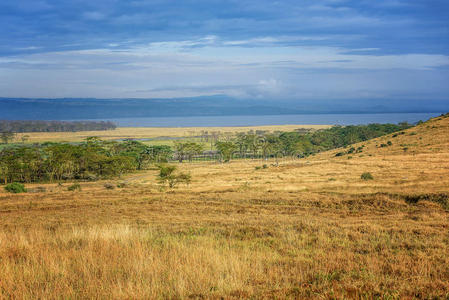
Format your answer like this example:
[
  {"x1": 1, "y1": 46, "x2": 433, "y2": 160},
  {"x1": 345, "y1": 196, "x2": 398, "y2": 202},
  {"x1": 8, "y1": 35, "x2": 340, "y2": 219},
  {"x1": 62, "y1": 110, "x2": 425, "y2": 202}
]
[
  {"x1": 15, "y1": 124, "x2": 331, "y2": 144},
  {"x1": 1, "y1": 116, "x2": 449, "y2": 298}
]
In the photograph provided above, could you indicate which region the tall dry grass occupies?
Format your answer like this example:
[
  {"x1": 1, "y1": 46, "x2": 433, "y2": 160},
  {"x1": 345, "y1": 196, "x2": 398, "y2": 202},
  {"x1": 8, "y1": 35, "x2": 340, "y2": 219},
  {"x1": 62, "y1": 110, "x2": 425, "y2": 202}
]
[{"x1": 1, "y1": 115, "x2": 449, "y2": 298}]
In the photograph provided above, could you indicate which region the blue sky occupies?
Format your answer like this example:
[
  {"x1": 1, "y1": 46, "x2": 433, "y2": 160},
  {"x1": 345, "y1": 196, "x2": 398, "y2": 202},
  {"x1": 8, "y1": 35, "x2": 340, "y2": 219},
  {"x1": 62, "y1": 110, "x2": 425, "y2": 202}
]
[{"x1": 0, "y1": 0, "x2": 448, "y2": 100}]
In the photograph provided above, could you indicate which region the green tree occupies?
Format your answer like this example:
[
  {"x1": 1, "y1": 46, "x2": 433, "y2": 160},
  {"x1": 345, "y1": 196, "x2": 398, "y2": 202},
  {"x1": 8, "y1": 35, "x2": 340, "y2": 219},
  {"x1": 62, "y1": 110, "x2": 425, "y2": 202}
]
[
  {"x1": 157, "y1": 164, "x2": 191, "y2": 188},
  {"x1": 174, "y1": 141, "x2": 203, "y2": 162},
  {"x1": 215, "y1": 141, "x2": 237, "y2": 162}
]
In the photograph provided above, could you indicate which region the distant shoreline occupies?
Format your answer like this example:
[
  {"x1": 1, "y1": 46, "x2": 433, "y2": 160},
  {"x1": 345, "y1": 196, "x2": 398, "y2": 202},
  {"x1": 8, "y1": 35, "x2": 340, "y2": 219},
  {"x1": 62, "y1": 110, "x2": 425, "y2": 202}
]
[{"x1": 67, "y1": 112, "x2": 444, "y2": 128}]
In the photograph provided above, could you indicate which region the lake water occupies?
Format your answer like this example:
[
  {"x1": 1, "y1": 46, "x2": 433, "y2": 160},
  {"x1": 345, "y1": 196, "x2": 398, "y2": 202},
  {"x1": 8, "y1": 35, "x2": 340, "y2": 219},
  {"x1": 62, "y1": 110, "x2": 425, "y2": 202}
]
[{"x1": 94, "y1": 113, "x2": 443, "y2": 127}]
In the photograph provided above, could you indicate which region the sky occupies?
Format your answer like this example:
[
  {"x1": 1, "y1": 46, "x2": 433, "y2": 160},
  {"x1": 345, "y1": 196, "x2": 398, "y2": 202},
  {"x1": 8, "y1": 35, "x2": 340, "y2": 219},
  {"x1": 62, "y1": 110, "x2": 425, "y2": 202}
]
[{"x1": 0, "y1": 0, "x2": 448, "y2": 101}]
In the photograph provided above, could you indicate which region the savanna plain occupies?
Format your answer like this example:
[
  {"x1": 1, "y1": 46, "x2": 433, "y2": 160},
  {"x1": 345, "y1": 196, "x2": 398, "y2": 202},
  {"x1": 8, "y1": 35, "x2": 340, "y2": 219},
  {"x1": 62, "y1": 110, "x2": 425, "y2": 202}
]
[{"x1": 1, "y1": 117, "x2": 449, "y2": 299}]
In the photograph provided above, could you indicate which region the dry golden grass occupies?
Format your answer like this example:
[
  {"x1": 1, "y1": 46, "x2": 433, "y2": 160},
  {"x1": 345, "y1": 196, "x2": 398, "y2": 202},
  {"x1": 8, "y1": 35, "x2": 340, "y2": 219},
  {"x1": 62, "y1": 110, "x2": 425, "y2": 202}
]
[
  {"x1": 1, "y1": 116, "x2": 449, "y2": 298},
  {"x1": 16, "y1": 124, "x2": 331, "y2": 143}
]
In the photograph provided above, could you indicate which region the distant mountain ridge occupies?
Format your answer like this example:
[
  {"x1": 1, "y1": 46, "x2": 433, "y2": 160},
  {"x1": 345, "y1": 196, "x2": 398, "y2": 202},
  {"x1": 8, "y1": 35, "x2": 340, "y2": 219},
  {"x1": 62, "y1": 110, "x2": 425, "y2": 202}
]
[{"x1": 1, "y1": 96, "x2": 448, "y2": 120}]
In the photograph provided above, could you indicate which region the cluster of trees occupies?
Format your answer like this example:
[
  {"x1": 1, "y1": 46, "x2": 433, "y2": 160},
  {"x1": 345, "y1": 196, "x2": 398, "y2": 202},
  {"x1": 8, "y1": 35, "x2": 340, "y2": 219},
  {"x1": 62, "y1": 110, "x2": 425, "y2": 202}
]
[
  {"x1": 0, "y1": 122, "x2": 412, "y2": 184},
  {"x1": 0, "y1": 120, "x2": 116, "y2": 133},
  {"x1": 0, "y1": 138, "x2": 172, "y2": 184},
  {"x1": 211, "y1": 122, "x2": 411, "y2": 161}
]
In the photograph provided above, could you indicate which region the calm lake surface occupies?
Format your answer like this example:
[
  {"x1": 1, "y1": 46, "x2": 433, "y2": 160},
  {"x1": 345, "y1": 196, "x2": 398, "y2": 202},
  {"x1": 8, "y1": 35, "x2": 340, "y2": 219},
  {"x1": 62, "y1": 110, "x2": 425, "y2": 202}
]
[{"x1": 92, "y1": 113, "x2": 443, "y2": 127}]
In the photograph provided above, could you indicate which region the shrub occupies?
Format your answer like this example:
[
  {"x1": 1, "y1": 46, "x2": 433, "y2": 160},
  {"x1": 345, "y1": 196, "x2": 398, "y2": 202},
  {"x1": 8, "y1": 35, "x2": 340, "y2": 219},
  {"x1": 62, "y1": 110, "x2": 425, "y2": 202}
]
[
  {"x1": 255, "y1": 166, "x2": 262, "y2": 170},
  {"x1": 387, "y1": 141, "x2": 392, "y2": 146},
  {"x1": 361, "y1": 172, "x2": 374, "y2": 180},
  {"x1": 157, "y1": 164, "x2": 191, "y2": 188},
  {"x1": 262, "y1": 164, "x2": 268, "y2": 169},
  {"x1": 335, "y1": 152, "x2": 344, "y2": 157},
  {"x1": 67, "y1": 183, "x2": 81, "y2": 191},
  {"x1": 4, "y1": 182, "x2": 27, "y2": 193},
  {"x1": 104, "y1": 183, "x2": 115, "y2": 190}
]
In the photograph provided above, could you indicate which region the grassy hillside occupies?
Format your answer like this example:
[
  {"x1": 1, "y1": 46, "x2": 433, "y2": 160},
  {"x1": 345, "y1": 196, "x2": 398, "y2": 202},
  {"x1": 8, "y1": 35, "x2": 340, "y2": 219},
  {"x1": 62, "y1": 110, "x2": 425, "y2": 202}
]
[{"x1": 0, "y1": 115, "x2": 448, "y2": 298}]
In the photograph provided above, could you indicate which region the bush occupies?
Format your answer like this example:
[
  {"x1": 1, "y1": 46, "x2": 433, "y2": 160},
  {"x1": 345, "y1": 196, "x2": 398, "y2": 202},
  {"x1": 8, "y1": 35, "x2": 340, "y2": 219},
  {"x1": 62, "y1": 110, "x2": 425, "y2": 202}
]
[
  {"x1": 335, "y1": 152, "x2": 344, "y2": 157},
  {"x1": 262, "y1": 164, "x2": 268, "y2": 169},
  {"x1": 67, "y1": 183, "x2": 81, "y2": 191},
  {"x1": 255, "y1": 166, "x2": 262, "y2": 170},
  {"x1": 157, "y1": 164, "x2": 191, "y2": 188},
  {"x1": 361, "y1": 172, "x2": 374, "y2": 180},
  {"x1": 104, "y1": 183, "x2": 115, "y2": 190},
  {"x1": 387, "y1": 141, "x2": 392, "y2": 146},
  {"x1": 4, "y1": 182, "x2": 27, "y2": 193}
]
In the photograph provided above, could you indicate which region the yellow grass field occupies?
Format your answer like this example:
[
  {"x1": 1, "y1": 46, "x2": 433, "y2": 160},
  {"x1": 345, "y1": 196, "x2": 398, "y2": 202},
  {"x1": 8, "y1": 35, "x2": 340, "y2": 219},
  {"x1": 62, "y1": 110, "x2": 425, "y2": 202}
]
[
  {"x1": 15, "y1": 124, "x2": 331, "y2": 143},
  {"x1": 1, "y1": 116, "x2": 449, "y2": 298}
]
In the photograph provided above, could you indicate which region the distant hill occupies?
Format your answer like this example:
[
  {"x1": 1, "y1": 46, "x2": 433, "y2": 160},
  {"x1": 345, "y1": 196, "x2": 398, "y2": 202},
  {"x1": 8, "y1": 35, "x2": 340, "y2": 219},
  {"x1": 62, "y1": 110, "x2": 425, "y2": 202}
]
[{"x1": 1, "y1": 96, "x2": 448, "y2": 120}]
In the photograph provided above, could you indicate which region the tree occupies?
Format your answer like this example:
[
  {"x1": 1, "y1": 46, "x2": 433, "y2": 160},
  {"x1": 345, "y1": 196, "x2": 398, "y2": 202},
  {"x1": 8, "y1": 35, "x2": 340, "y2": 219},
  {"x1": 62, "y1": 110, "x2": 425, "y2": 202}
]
[
  {"x1": 215, "y1": 141, "x2": 237, "y2": 162},
  {"x1": 156, "y1": 164, "x2": 191, "y2": 188},
  {"x1": 21, "y1": 135, "x2": 30, "y2": 143},
  {"x1": 174, "y1": 141, "x2": 203, "y2": 162}
]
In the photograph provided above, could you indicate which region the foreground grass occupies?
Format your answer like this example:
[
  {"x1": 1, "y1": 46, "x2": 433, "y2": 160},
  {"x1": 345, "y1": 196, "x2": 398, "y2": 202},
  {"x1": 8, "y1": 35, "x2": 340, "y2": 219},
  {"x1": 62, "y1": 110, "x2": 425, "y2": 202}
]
[{"x1": 1, "y1": 116, "x2": 449, "y2": 298}]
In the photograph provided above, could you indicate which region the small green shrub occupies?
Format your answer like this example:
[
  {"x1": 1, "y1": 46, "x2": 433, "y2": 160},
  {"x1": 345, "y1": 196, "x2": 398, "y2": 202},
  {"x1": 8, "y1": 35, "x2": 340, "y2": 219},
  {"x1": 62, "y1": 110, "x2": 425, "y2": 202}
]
[
  {"x1": 157, "y1": 164, "x2": 191, "y2": 188},
  {"x1": 4, "y1": 182, "x2": 27, "y2": 193},
  {"x1": 255, "y1": 166, "x2": 262, "y2": 170},
  {"x1": 361, "y1": 172, "x2": 374, "y2": 180},
  {"x1": 387, "y1": 141, "x2": 392, "y2": 146},
  {"x1": 67, "y1": 183, "x2": 81, "y2": 191},
  {"x1": 335, "y1": 152, "x2": 344, "y2": 157},
  {"x1": 262, "y1": 164, "x2": 268, "y2": 169}
]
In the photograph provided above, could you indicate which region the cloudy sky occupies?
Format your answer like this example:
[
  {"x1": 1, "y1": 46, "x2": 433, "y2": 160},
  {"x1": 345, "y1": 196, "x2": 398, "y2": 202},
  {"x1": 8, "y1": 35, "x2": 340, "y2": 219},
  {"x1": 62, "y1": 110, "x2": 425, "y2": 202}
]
[{"x1": 0, "y1": 0, "x2": 448, "y2": 100}]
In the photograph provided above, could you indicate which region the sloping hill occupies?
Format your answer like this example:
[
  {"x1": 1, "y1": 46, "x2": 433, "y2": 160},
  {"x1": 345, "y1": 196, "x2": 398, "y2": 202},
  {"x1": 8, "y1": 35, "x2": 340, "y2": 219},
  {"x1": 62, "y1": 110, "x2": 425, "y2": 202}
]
[{"x1": 328, "y1": 112, "x2": 449, "y2": 157}]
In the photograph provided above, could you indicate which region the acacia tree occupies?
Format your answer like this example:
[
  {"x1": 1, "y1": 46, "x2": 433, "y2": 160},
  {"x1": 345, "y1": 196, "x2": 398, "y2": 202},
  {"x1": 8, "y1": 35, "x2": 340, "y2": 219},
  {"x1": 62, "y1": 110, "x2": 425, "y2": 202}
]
[
  {"x1": 157, "y1": 164, "x2": 191, "y2": 188},
  {"x1": 215, "y1": 141, "x2": 237, "y2": 162},
  {"x1": 174, "y1": 141, "x2": 203, "y2": 162}
]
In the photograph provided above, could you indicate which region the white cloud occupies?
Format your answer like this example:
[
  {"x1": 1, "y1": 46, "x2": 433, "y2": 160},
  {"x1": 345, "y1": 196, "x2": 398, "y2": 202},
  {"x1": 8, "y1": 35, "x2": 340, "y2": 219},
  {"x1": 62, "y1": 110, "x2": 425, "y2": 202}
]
[{"x1": 0, "y1": 38, "x2": 448, "y2": 99}]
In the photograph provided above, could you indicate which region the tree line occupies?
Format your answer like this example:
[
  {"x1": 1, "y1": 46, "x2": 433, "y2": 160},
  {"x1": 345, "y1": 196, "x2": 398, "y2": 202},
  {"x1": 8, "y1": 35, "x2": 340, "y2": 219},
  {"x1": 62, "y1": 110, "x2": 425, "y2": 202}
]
[
  {"x1": 0, "y1": 138, "x2": 172, "y2": 184},
  {"x1": 204, "y1": 122, "x2": 411, "y2": 162},
  {"x1": 0, "y1": 120, "x2": 116, "y2": 133},
  {"x1": 0, "y1": 122, "x2": 411, "y2": 184}
]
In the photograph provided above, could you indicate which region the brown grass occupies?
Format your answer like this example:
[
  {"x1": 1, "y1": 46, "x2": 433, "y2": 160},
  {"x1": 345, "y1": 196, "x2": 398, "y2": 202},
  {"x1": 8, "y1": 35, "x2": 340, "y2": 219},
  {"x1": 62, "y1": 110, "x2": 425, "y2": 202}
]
[
  {"x1": 1, "y1": 116, "x2": 449, "y2": 298},
  {"x1": 15, "y1": 124, "x2": 331, "y2": 143}
]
